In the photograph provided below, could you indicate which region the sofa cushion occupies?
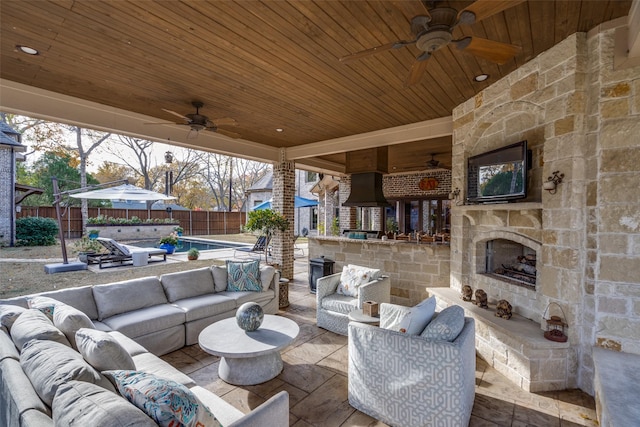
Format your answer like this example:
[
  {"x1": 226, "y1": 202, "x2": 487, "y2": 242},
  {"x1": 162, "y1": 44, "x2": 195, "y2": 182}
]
[
  {"x1": 103, "y1": 370, "x2": 221, "y2": 427},
  {"x1": 0, "y1": 330, "x2": 19, "y2": 361},
  {"x1": 40, "y1": 285, "x2": 100, "y2": 320},
  {"x1": 20, "y1": 339, "x2": 115, "y2": 406},
  {"x1": 420, "y1": 305, "x2": 465, "y2": 342},
  {"x1": 398, "y1": 296, "x2": 436, "y2": 335},
  {"x1": 336, "y1": 265, "x2": 381, "y2": 297},
  {"x1": 260, "y1": 265, "x2": 276, "y2": 292},
  {"x1": 11, "y1": 309, "x2": 71, "y2": 350},
  {"x1": 226, "y1": 260, "x2": 262, "y2": 292},
  {"x1": 101, "y1": 304, "x2": 185, "y2": 338},
  {"x1": 93, "y1": 277, "x2": 168, "y2": 321},
  {"x1": 321, "y1": 293, "x2": 358, "y2": 315},
  {"x1": 0, "y1": 304, "x2": 26, "y2": 331},
  {"x1": 131, "y1": 352, "x2": 195, "y2": 387},
  {"x1": 53, "y1": 380, "x2": 156, "y2": 427},
  {"x1": 53, "y1": 304, "x2": 95, "y2": 349},
  {"x1": 108, "y1": 331, "x2": 148, "y2": 357},
  {"x1": 160, "y1": 267, "x2": 215, "y2": 303},
  {"x1": 171, "y1": 293, "x2": 237, "y2": 323},
  {"x1": 216, "y1": 289, "x2": 275, "y2": 307},
  {"x1": 27, "y1": 295, "x2": 60, "y2": 320},
  {"x1": 211, "y1": 265, "x2": 228, "y2": 293},
  {"x1": 76, "y1": 328, "x2": 136, "y2": 372}
]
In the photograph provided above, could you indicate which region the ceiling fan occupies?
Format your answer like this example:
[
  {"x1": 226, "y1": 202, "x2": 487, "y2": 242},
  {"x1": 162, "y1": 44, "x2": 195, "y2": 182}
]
[
  {"x1": 146, "y1": 101, "x2": 240, "y2": 139},
  {"x1": 426, "y1": 153, "x2": 448, "y2": 169},
  {"x1": 340, "y1": 0, "x2": 524, "y2": 86}
]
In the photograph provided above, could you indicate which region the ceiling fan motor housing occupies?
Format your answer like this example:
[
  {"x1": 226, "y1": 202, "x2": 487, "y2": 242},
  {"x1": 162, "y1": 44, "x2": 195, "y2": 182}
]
[{"x1": 416, "y1": 7, "x2": 458, "y2": 53}]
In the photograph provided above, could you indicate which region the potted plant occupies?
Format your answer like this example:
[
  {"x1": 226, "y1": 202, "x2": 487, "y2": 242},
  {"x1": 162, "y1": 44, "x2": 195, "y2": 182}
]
[
  {"x1": 159, "y1": 232, "x2": 179, "y2": 254},
  {"x1": 244, "y1": 209, "x2": 289, "y2": 262},
  {"x1": 173, "y1": 225, "x2": 184, "y2": 236},
  {"x1": 88, "y1": 229, "x2": 100, "y2": 239},
  {"x1": 187, "y1": 247, "x2": 200, "y2": 261},
  {"x1": 72, "y1": 236, "x2": 103, "y2": 263}
]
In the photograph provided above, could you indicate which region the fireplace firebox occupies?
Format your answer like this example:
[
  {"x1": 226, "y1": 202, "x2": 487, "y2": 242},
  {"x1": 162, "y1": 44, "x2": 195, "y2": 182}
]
[{"x1": 485, "y1": 239, "x2": 536, "y2": 287}]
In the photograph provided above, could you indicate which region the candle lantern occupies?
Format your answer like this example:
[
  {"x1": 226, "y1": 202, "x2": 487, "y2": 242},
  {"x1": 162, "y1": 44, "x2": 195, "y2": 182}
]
[{"x1": 542, "y1": 302, "x2": 568, "y2": 342}]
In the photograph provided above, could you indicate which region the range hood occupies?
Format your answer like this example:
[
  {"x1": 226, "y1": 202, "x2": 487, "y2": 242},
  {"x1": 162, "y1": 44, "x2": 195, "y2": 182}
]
[{"x1": 342, "y1": 172, "x2": 391, "y2": 207}]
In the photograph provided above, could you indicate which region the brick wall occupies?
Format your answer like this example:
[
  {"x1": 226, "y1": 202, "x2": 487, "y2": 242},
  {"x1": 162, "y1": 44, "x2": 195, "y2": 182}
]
[{"x1": 0, "y1": 148, "x2": 13, "y2": 246}]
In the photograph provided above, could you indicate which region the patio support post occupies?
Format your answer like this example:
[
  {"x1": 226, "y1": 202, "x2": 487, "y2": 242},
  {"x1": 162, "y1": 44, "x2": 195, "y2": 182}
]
[{"x1": 271, "y1": 148, "x2": 295, "y2": 280}]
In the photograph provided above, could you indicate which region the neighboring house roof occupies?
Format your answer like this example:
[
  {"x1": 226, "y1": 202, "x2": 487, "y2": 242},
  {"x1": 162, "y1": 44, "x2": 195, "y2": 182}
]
[
  {"x1": 0, "y1": 122, "x2": 26, "y2": 151},
  {"x1": 247, "y1": 171, "x2": 273, "y2": 192}
]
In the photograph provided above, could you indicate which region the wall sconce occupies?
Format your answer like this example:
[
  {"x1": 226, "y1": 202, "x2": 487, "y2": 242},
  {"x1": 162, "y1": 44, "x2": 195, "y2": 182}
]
[
  {"x1": 449, "y1": 187, "x2": 460, "y2": 200},
  {"x1": 543, "y1": 171, "x2": 564, "y2": 194}
]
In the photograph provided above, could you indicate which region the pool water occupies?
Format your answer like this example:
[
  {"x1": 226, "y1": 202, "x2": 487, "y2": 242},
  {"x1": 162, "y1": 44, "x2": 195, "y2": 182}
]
[{"x1": 127, "y1": 238, "x2": 247, "y2": 253}]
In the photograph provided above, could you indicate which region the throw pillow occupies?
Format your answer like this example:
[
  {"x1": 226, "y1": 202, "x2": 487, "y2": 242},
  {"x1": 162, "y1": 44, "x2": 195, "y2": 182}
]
[
  {"x1": 11, "y1": 309, "x2": 71, "y2": 350},
  {"x1": 211, "y1": 265, "x2": 228, "y2": 293},
  {"x1": 53, "y1": 380, "x2": 157, "y2": 427},
  {"x1": 20, "y1": 339, "x2": 115, "y2": 406},
  {"x1": 27, "y1": 295, "x2": 61, "y2": 321},
  {"x1": 75, "y1": 328, "x2": 136, "y2": 371},
  {"x1": 103, "y1": 370, "x2": 221, "y2": 427},
  {"x1": 420, "y1": 305, "x2": 465, "y2": 342},
  {"x1": 53, "y1": 304, "x2": 95, "y2": 349},
  {"x1": 0, "y1": 305, "x2": 26, "y2": 331},
  {"x1": 260, "y1": 265, "x2": 276, "y2": 293},
  {"x1": 226, "y1": 260, "x2": 262, "y2": 292},
  {"x1": 336, "y1": 265, "x2": 381, "y2": 297},
  {"x1": 398, "y1": 296, "x2": 437, "y2": 335}
]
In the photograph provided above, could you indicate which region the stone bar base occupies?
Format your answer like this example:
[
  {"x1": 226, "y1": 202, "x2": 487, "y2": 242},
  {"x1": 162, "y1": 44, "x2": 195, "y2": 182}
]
[{"x1": 429, "y1": 288, "x2": 571, "y2": 392}]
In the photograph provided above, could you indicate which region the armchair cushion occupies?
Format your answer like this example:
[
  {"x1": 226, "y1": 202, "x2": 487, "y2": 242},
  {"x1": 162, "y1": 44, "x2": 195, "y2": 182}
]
[
  {"x1": 420, "y1": 304, "x2": 465, "y2": 341},
  {"x1": 398, "y1": 296, "x2": 436, "y2": 335},
  {"x1": 336, "y1": 265, "x2": 381, "y2": 297},
  {"x1": 320, "y1": 293, "x2": 358, "y2": 315}
]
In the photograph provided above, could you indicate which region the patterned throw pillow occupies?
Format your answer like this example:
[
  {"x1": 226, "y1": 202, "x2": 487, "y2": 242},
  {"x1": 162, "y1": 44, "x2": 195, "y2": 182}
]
[
  {"x1": 28, "y1": 296, "x2": 61, "y2": 321},
  {"x1": 103, "y1": 370, "x2": 221, "y2": 427},
  {"x1": 420, "y1": 305, "x2": 465, "y2": 342},
  {"x1": 226, "y1": 260, "x2": 262, "y2": 292},
  {"x1": 336, "y1": 265, "x2": 381, "y2": 297}
]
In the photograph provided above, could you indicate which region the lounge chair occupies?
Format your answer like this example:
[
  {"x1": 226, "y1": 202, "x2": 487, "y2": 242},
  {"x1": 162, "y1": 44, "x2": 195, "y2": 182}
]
[
  {"x1": 88, "y1": 237, "x2": 167, "y2": 269},
  {"x1": 233, "y1": 235, "x2": 271, "y2": 260}
]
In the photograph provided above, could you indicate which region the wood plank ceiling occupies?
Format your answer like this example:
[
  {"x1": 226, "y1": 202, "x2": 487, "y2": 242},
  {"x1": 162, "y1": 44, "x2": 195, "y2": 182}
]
[{"x1": 0, "y1": 0, "x2": 632, "y2": 174}]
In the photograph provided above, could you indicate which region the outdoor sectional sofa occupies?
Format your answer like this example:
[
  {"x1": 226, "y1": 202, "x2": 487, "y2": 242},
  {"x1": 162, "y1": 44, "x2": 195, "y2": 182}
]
[{"x1": 0, "y1": 263, "x2": 287, "y2": 426}]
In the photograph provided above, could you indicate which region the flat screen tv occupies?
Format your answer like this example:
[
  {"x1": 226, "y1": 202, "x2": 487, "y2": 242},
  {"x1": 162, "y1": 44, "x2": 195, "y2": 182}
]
[{"x1": 466, "y1": 141, "x2": 530, "y2": 203}]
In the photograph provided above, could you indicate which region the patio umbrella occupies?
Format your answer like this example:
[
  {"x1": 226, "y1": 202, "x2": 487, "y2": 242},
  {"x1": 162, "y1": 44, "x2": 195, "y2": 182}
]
[
  {"x1": 253, "y1": 196, "x2": 318, "y2": 210},
  {"x1": 70, "y1": 184, "x2": 175, "y2": 201}
]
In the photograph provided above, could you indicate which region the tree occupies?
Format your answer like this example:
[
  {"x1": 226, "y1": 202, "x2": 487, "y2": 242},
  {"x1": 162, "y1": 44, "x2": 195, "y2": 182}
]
[
  {"x1": 0, "y1": 113, "x2": 65, "y2": 157},
  {"x1": 244, "y1": 209, "x2": 289, "y2": 262},
  {"x1": 93, "y1": 161, "x2": 136, "y2": 184}
]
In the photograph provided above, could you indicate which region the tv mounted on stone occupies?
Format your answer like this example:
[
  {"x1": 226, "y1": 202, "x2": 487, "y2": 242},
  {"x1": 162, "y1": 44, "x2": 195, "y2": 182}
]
[{"x1": 466, "y1": 141, "x2": 531, "y2": 204}]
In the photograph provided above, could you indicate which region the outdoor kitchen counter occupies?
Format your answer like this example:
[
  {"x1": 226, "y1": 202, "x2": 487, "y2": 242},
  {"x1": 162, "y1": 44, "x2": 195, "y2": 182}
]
[{"x1": 309, "y1": 236, "x2": 450, "y2": 306}]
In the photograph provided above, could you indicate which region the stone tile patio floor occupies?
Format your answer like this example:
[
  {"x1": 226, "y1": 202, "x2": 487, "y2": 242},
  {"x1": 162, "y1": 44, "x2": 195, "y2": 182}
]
[{"x1": 162, "y1": 249, "x2": 598, "y2": 426}]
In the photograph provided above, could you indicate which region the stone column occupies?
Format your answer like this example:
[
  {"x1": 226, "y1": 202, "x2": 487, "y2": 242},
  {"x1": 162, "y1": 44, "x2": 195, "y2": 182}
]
[
  {"x1": 339, "y1": 176, "x2": 357, "y2": 232},
  {"x1": 271, "y1": 149, "x2": 295, "y2": 280}
]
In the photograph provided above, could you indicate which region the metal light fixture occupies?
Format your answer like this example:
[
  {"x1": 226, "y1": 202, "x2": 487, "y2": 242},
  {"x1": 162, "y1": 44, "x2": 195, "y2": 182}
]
[
  {"x1": 543, "y1": 171, "x2": 564, "y2": 194},
  {"x1": 164, "y1": 151, "x2": 174, "y2": 197},
  {"x1": 449, "y1": 187, "x2": 460, "y2": 200},
  {"x1": 542, "y1": 302, "x2": 568, "y2": 342}
]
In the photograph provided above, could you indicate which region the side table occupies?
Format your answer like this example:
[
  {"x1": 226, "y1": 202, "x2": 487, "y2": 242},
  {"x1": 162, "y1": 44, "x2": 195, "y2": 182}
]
[
  {"x1": 278, "y1": 278, "x2": 290, "y2": 308},
  {"x1": 348, "y1": 309, "x2": 380, "y2": 326}
]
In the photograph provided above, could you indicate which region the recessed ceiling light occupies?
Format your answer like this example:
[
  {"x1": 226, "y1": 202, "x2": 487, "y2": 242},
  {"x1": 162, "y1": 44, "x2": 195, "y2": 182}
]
[
  {"x1": 276, "y1": 128, "x2": 284, "y2": 132},
  {"x1": 474, "y1": 74, "x2": 489, "y2": 82},
  {"x1": 16, "y1": 45, "x2": 39, "y2": 55}
]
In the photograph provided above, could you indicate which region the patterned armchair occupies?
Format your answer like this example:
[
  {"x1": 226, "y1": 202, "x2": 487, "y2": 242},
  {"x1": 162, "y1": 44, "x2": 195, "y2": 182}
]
[
  {"x1": 316, "y1": 266, "x2": 390, "y2": 336},
  {"x1": 348, "y1": 303, "x2": 476, "y2": 427}
]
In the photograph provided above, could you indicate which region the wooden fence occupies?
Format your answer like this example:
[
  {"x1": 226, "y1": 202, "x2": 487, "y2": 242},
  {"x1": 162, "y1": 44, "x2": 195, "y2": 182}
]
[{"x1": 17, "y1": 206, "x2": 246, "y2": 239}]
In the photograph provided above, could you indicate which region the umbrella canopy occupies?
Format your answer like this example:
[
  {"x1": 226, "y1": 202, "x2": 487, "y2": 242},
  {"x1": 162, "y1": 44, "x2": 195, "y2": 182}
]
[
  {"x1": 253, "y1": 196, "x2": 318, "y2": 210},
  {"x1": 70, "y1": 184, "x2": 176, "y2": 201}
]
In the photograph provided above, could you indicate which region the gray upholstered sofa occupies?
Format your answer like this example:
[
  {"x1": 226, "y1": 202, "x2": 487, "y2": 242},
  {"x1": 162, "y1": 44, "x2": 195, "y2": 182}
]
[
  {"x1": 348, "y1": 302, "x2": 476, "y2": 427},
  {"x1": 0, "y1": 263, "x2": 288, "y2": 426}
]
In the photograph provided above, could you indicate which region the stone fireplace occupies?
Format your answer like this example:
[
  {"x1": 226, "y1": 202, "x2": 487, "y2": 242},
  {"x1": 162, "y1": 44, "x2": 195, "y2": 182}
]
[{"x1": 484, "y1": 239, "x2": 537, "y2": 287}]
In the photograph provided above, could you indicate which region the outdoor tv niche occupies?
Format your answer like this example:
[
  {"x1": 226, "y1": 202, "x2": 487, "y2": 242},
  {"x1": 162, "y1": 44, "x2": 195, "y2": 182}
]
[{"x1": 467, "y1": 141, "x2": 530, "y2": 203}]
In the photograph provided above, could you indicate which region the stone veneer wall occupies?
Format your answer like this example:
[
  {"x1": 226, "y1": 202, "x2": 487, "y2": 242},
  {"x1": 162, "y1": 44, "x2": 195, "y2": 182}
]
[
  {"x1": 451, "y1": 20, "x2": 640, "y2": 395},
  {"x1": 0, "y1": 147, "x2": 14, "y2": 246}
]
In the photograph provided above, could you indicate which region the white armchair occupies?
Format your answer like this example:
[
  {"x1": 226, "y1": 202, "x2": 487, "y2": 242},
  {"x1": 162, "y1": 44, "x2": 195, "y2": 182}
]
[
  {"x1": 348, "y1": 303, "x2": 476, "y2": 427},
  {"x1": 316, "y1": 266, "x2": 390, "y2": 335}
]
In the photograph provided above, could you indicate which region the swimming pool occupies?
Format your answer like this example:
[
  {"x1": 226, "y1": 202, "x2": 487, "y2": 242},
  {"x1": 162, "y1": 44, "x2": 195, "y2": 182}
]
[{"x1": 127, "y1": 238, "x2": 248, "y2": 253}]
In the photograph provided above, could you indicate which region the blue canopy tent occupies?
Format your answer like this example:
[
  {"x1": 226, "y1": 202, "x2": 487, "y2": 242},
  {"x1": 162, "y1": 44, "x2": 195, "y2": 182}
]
[{"x1": 253, "y1": 196, "x2": 318, "y2": 210}]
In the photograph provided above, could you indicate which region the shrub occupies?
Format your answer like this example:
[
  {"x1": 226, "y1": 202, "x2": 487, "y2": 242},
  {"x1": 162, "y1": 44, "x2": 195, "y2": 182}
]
[{"x1": 16, "y1": 217, "x2": 58, "y2": 246}]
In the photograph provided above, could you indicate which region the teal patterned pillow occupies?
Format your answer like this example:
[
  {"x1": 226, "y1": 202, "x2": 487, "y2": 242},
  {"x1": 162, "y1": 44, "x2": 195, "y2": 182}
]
[
  {"x1": 226, "y1": 260, "x2": 262, "y2": 292},
  {"x1": 103, "y1": 370, "x2": 221, "y2": 427}
]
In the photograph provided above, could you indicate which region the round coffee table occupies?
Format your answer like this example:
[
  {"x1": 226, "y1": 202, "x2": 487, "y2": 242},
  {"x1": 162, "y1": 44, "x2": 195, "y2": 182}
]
[{"x1": 198, "y1": 314, "x2": 299, "y2": 385}]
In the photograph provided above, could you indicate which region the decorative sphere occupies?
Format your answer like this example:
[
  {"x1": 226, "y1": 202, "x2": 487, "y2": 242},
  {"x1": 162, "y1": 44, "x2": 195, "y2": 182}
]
[{"x1": 236, "y1": 302, "x2": 264, "y2": 332}]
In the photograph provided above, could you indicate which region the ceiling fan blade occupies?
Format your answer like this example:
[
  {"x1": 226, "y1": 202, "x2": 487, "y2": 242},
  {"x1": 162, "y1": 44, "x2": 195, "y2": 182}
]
[
  {"x1": 340, "y1": 40, "x2": 413, "y2": 63},
  {"x1": 454, "y1": 37, "x2": 521, "y2": 65},
  {"x1": 214, "y1": 128, "x2": 242, "y2": 139},
  {"x1": 212, "y1": 117, "x2": 238, "y2": 126},
  {"x1": 457, "y1": 0, "x2": 526, "y2": 25},
  {"x1": 143, "y1": 121, "x2": 184, "y2": 125},
  {"x1": 162, "y1": 108, "x2": 190, "y2": 121},
  {"x1": 404, "y1": 52, "x2": 431, "y2": 87}
]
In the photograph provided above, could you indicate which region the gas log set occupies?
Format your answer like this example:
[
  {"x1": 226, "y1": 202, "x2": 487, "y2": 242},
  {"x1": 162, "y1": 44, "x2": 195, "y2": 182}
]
[{"x1": 492, "y1": 254, "x2": 537, "y2": 286}]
